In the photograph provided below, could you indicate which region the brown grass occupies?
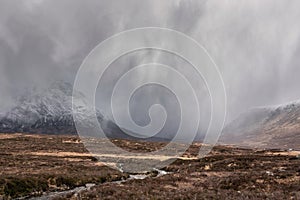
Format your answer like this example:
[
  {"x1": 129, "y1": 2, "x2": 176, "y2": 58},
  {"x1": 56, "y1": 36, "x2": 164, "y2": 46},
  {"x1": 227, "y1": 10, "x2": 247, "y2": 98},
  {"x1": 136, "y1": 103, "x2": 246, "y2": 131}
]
[{"x1": 0, "y1": 133, "x2": 299, "y2": 199}]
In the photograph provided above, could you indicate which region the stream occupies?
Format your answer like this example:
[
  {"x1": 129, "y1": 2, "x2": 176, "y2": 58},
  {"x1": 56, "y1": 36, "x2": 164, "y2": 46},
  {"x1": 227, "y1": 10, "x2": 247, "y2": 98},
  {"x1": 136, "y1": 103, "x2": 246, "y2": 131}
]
[{"x1": 25, "y1": 169, "x2": 170, "y2": 200}]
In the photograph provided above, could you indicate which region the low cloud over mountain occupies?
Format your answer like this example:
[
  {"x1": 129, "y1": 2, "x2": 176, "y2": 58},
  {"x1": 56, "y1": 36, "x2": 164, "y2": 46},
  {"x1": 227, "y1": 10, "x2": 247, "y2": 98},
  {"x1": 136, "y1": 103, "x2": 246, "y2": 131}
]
[
  {"x1": 0, "y1": 81, "x2": 123, "y2": 136},
  {"x1": 221, "y1": 101, "x2": 300, "y2": 150}
]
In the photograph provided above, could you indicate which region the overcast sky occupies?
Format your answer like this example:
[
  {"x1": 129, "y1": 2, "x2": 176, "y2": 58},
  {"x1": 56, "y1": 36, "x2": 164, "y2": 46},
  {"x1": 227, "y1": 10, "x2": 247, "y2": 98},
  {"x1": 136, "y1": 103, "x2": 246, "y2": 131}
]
[{"x1": 1, "y1": 0, "x2": 300, "y2": 127}]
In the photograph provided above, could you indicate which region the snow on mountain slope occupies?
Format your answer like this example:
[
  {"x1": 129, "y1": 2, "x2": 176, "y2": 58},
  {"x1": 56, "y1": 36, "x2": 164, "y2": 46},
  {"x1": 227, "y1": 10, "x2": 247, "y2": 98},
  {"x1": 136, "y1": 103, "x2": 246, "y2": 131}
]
[
  {"x1": 220, "y1": 100, "x2": 300, "y2": 149},
  {"x1": 4, "y1": 82, "x2": 75, "y2": 123},
  {"x1": 0, "y1": 81, "x2": 122, "y2": 135}
]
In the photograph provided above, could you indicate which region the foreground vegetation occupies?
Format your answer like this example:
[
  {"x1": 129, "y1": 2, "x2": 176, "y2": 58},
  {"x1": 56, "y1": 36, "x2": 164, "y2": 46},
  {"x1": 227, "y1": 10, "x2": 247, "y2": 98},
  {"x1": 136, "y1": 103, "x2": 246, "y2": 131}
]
[{"x1": 0, "y1": 133, "x2": 299, "y2": 199}]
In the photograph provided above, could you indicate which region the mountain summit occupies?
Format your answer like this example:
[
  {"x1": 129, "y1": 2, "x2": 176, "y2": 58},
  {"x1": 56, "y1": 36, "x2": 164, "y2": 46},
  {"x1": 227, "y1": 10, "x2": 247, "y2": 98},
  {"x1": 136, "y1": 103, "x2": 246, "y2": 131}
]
[{"x1": 0, "y1": 81, "x2": 121, "y2": 135}]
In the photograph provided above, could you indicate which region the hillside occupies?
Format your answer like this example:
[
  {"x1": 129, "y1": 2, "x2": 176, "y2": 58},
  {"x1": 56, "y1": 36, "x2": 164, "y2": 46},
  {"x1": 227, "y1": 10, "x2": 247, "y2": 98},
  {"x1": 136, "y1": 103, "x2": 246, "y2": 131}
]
[
  {"x1": 221, "y1": 101, "x2": 300, "y2": 149},
  {"x1": 0, "y1": 82, "x2": 122, "y2": 136}
]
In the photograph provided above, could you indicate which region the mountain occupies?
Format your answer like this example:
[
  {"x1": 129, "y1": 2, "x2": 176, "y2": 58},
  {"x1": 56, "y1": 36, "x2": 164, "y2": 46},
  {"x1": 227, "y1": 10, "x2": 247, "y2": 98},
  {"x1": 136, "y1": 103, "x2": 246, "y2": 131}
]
[
  {"x1": 0, "y1": 81, "x2": 123, "y2": 136},
  {"x1": 220, "y1": 101, "x2": 300, "y2": 150}
]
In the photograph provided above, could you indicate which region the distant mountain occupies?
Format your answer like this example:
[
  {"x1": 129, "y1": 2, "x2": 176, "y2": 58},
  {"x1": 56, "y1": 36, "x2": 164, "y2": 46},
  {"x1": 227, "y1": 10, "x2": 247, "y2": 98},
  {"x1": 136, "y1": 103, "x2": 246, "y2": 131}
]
[
  {"x1": 0, "y1": 81, "x2": 123, "y2": 136},
  {"x1": 220, "y1": 101, "x2": 300, "y2": 150}
]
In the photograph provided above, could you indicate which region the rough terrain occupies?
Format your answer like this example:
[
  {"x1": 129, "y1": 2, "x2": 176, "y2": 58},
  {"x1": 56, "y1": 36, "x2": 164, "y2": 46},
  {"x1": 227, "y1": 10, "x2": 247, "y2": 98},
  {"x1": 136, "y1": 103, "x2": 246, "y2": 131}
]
[{"x1": 0, "y1": 133, "x2": 299, "y2": 200}]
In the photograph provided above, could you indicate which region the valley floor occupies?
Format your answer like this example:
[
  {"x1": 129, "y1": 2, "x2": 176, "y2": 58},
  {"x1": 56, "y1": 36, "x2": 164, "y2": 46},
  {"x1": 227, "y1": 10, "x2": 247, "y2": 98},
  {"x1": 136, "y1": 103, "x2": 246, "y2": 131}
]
[{"x1": 0, "y1": 133, "x2": 299, "y2": 199}]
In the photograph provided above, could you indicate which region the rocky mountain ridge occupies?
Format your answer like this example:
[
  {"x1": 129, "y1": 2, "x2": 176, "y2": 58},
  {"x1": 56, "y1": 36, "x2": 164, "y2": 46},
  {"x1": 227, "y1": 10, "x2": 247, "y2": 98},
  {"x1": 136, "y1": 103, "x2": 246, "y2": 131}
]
[{"x1": 0, "y1": 82, "x2": 120, "y2": 135}]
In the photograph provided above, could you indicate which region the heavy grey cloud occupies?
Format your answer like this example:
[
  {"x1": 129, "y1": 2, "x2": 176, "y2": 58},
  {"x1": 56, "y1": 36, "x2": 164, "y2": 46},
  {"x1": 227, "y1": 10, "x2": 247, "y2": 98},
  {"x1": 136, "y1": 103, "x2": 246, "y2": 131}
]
[
  {"x1": 192, "y1": 1, "x2": 300, "y2": 120},
  {"x1": 0, "y1": 0, "x2": 300, "y2": 129}
]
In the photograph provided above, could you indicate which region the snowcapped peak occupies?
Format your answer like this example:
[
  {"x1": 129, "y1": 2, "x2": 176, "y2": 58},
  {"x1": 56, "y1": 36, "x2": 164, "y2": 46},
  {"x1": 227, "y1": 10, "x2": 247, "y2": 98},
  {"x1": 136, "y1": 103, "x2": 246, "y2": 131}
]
[
  {"x1": 271, "y1": 99, "x2": 300, "y2": 111},
  {"x1": 248, "y1": 99, "x2": 300, "y2": 113},
  {"x1": 48, "y1": 81, "x2": 73, "y2": 96},
  {"x1": 0, "y1": 81, "x2": 106, "y2": 133},
  {"x1": 0, "y1": 81, "x2": 127, "y2": 137}
]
